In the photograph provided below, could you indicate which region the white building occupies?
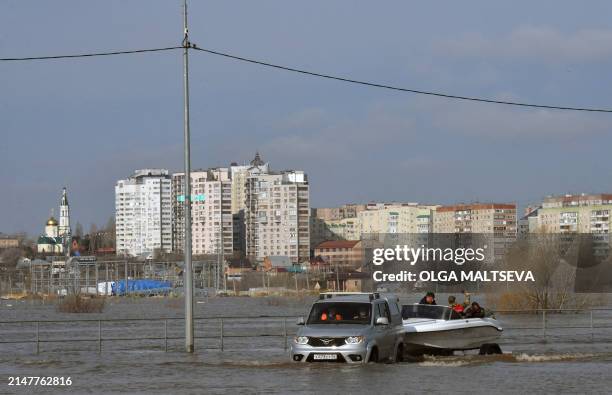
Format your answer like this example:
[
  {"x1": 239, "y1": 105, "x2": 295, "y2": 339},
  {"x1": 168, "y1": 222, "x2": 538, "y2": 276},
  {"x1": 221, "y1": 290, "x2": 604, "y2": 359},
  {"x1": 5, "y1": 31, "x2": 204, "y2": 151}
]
[
  {"x1": 115, "y1": 169, "x2": 172, "y2": 257},
  {"x1": 230, "y1": 152, "x2": 270, "y2": 215},
  {"x1": 58, "y1": 187, "x2": 71, "y2": 238},
  {"x1": 245, "y1": 170, "x2": 310, "y2": 263},
  {"x1": 359, "y1": 203, "x2": 436, "y2": 235},
  {"x1": 172, "y1": 168, "x2": 233, "y2": 256},
  {"x1": 37, "y1": 188, "x2": 72, "y2": 254},
  {"x1": 37, "y1": 216, "x2": 63, "y2": 254}
]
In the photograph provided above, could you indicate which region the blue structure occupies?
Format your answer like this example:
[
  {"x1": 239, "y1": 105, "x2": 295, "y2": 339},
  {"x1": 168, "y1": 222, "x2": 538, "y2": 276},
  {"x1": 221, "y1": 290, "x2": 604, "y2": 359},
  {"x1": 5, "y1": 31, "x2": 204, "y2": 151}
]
[{"x1": 112, "y1": 279, "x2": 172, "y2": 296}]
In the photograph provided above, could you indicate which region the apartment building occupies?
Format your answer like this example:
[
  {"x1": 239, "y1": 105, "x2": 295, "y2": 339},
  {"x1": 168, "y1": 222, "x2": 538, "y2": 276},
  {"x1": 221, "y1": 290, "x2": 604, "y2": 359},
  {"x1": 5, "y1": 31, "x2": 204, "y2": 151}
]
[
  {"x1": 172, "y1": 168, "x2": 233, "y2": 256},
  {"x1": 359, "y1": 203, "x2": 436, "y2": 235},
  {"x1": 536, "y1": 194, "x2": 612, "y2": 234},
  {"x1": 310, "y1": 215, "x2": 361, "y2": 246},
  {"x1": 245, "y1": 170, "x2": 310, "y2": 263},
  {"x1": 115, "y1": 169, "x2": 172, "y2": 257},
  {"x1": 230, "y1": 152, "x2": 270, "y2": 215},
  {"x1": 433, "y1": 203, "x2": 517, "y2": 261},
  {"x1": 313, "y1": 204, "x2": 367, "y2": 221}
]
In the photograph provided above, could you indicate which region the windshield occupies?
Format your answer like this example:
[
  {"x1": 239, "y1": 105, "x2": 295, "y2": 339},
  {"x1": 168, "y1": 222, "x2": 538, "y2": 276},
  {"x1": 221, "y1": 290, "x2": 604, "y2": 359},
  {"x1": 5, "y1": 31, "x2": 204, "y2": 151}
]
[
  {"x1": 307, "y1": 302, "x2": 372, "y2": 325},
  {"x1": 401, "y1": 304, "x2": 452, "y2": 320}
]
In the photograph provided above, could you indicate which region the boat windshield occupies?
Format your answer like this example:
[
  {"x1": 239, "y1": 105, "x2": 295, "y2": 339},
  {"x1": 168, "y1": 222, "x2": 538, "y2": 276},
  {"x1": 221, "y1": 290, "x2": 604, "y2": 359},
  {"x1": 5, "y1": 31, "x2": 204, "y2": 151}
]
[
  {"x1": 401, "y1": 304, "x2": 452, "y2": 320},
  {"x1": 307, "y1": 302, "x2": 371, "y2": 325}
]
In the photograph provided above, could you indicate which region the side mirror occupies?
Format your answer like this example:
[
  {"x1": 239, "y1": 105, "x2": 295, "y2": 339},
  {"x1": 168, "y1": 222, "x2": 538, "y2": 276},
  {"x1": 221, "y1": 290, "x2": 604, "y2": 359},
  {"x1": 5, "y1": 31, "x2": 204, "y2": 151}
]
[
  {"x1": 375, "y1": 317, "x2": 389, "y2": 326},
  {"x1": 296, "y1": 317, "x2": 305, "y2": 325}
]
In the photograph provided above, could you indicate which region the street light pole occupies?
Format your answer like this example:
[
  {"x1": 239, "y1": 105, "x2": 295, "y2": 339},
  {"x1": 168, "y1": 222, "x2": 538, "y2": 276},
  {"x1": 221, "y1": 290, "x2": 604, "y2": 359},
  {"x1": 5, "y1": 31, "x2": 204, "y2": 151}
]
[{"x1": 182, "y1": 0, "x2": 194, "y2": 353}]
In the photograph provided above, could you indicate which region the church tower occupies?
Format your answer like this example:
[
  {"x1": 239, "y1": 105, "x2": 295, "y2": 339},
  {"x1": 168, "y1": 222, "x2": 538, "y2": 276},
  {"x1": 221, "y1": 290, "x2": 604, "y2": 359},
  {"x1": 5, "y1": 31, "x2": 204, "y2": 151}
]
[{"x1": 59, "y1": 187, "x2": 71, "y2": 237}]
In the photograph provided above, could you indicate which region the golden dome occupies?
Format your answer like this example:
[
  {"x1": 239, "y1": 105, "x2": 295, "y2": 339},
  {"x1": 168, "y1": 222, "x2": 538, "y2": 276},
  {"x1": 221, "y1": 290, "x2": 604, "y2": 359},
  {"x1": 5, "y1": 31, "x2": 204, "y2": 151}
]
[{"x1": 47, "y1": 217, "x2": 58, "y2": 226}]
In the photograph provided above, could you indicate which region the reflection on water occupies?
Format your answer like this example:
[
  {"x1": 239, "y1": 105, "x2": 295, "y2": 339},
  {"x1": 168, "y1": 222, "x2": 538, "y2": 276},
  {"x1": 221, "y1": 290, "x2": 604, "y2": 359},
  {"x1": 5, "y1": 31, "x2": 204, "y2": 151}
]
[{"x1": 1, "y1": 296, "x2": 612, "y2": 394}]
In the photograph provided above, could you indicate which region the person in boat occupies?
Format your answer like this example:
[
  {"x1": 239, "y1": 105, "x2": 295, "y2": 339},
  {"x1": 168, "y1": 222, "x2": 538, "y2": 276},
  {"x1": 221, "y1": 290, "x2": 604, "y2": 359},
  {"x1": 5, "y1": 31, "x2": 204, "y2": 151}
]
[
  {"x1": 419, "y1": 291, "x2": 436, "y2": 305},
  {"x1": 448, "y1": 295, "x2": 464, "y2": 314},
  {"x1": 464, "y1": 301, "x2": 485, "y2": 318},
  {"x1": 461, "y1": 290, "x2": 471, "y2": 309}
]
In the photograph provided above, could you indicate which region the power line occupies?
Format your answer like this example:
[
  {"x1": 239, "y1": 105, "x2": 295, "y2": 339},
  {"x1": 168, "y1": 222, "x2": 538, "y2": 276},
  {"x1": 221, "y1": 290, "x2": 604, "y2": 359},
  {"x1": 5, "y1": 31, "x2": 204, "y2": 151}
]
[
  {"x1": 2, "y1": 44, "x2": 610, "y2": 113},
  {"x1": 192, "y1": 47, "x2": 612, "y2": 113},
  {"x1": 0, "y1": 46, "x2": 182, "y2": 61}
]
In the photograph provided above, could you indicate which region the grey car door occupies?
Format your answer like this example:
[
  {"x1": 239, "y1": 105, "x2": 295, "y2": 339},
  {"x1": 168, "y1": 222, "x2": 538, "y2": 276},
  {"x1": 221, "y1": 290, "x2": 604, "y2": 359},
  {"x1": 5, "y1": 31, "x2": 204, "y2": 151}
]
[{"x1": 374, "y1": 303, "x2": 392, "y2": 358}]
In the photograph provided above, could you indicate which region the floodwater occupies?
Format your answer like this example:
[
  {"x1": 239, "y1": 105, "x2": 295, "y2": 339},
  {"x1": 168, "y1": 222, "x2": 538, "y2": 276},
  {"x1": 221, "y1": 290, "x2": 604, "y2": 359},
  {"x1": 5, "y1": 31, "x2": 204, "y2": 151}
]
[{"x1": 1, "y1": 295, "x2": 612, "y2": 394}]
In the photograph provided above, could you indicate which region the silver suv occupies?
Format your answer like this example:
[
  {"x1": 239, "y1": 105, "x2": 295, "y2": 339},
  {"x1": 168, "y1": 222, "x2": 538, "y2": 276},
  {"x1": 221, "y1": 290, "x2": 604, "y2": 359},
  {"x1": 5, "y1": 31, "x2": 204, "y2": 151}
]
[{"x1": 290, "y1": 292, "x2": 405, "y2": 363}]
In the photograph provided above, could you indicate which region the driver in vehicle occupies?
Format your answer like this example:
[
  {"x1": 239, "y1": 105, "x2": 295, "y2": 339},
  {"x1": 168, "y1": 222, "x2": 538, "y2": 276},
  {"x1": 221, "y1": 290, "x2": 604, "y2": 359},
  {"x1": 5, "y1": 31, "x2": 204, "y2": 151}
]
[{"x1": 353, "y1": 308, "x2": 369, "y2": 321}]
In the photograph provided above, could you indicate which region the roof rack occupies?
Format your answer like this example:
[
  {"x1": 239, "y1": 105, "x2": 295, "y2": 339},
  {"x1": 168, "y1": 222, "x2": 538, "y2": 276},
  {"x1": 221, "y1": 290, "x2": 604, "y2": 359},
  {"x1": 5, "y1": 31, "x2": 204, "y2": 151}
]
[{"x1": 319, "y1": 292, "x2": 381, "y2": 301}]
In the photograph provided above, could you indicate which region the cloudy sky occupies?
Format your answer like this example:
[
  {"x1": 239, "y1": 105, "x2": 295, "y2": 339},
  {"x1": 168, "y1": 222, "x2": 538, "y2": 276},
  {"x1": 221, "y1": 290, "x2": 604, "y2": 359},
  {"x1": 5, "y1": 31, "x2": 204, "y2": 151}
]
[{"x1": 2, "y1": 0, "x2": 612, "y2": 235}]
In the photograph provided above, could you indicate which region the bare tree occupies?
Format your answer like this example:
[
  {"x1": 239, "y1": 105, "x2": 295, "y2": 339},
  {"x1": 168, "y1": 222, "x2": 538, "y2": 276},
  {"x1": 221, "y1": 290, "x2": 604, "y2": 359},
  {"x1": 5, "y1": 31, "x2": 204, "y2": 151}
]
[
  {"x1": 497, "y1": 234, "x2": 594, "y2": 310},
  {"x1": 0, "y1": 248, "x2": 22, "y2": 271}
]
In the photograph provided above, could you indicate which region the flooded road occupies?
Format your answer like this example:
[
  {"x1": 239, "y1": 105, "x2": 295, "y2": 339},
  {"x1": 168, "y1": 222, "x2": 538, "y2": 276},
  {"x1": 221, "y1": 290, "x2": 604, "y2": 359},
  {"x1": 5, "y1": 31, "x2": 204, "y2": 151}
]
[{"x1": 1, "y1": 296, "x2": 612, "y2": 394}]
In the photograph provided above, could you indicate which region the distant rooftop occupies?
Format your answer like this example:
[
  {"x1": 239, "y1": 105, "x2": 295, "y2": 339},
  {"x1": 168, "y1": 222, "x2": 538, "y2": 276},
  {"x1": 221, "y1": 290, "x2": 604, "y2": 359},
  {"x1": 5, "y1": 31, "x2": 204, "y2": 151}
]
[{"x1": 315, "y1": 240, "x2": 361, "y2": 249}]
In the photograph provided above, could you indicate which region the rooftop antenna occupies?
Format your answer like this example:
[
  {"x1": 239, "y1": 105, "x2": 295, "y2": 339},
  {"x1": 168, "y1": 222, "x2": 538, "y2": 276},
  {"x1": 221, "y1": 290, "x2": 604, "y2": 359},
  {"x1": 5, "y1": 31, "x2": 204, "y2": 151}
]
[{"x1": 182, "y1": 0, "x2": 195, "y2": 354}]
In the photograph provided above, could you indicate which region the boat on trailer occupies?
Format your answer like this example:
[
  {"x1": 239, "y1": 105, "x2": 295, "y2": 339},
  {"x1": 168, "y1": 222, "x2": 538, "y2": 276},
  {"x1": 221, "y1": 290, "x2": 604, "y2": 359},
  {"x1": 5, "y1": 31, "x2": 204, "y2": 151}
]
[{"x1": 402, "y1": 304, "x2": 503, "y2": 356}]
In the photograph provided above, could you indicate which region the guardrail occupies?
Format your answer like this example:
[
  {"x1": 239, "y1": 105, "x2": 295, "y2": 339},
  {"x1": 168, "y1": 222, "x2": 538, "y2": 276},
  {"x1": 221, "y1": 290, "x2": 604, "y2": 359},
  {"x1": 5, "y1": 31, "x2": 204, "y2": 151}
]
[
  {"x1": 1, "y1": 309, "x2": 611, "y2": 354},
  {"x1": 492, "y1": 308, "x2": 612, "y2": 339},
  {"x1": 0, "y1": 315, "x2": 296, "y2": 354}
]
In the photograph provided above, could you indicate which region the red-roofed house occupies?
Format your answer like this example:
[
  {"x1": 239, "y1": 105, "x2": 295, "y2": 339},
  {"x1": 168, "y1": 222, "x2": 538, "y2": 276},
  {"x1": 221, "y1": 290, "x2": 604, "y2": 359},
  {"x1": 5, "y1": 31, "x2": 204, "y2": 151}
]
[{"x1": 314, "y1": 240, "x2": 363, "y2": 269}]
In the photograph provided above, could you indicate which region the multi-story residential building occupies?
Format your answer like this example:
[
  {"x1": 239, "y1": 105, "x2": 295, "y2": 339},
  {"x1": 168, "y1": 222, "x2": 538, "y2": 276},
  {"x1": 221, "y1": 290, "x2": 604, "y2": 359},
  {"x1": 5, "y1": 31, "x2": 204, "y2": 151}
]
[
  {"x1": 245, "y1": 170, "x2": 310, "y2": 263},
  {"x1": 536, "y1": 194, "x2": 612, "y2": 234},
  {"x1": 310, "y1": 203, "x2": 436, "y2": 247},
  {"x1": 230, "y1": 152, "x2": 269, "y2": 215},
  {"x1": 310, "y1": 215, "x2": 361, "y2": 246},
  {"x1": 534, "y1": 194, "x2": 612, "y2": 259},
  {"x1": 230, "y1": 153, "x2": 270, "y2": 255},
  {"x1": 518, "y1": 206, "x2": 541, "y2": 237},
  {"x1": 172, "y1": 168, "x2": 233, "y2": 256},
  {"x1": 310, "y1": 205, "x2": 366, "y2": 247},
  {"x1": 115, "y1": 169, "x2": 172, "y2": 257},
  {"x1": 433, "y1": 203, "x2": 517, "y2": 261},
  {"x1": 312, "y1": 204, "x2": 367, "y2": 221},
  {"x1": 359, "y1": 203, "x2": 436, "y2": 235}
]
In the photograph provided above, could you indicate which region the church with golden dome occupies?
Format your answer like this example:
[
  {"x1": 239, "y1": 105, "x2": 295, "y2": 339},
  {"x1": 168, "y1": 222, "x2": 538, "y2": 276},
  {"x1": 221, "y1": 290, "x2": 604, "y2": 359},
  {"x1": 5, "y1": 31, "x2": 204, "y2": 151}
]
[{"x1": 37, "y1": 188, "x2": 71, "y2": 254}]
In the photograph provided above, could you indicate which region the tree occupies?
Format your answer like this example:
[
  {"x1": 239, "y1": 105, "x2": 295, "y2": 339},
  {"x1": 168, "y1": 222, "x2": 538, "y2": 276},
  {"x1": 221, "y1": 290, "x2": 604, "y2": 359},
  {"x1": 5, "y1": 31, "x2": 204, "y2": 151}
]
[
  {"x1": 0, "y1": 248, "x2": 22, "y2": 271},
  {"x1": 497, "y1": 234, "x2": 594, "y2": 310}
]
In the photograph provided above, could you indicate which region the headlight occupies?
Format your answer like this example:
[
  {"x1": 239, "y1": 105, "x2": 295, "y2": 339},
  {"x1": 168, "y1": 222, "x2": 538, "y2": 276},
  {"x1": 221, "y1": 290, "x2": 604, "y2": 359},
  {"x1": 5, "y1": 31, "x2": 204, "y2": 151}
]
[
  {"x1": 345, "y1": 336, "x2": 364, "y2": 344},
  {"x1": 294, "y1": 336, "x2": 309, "y2": 345}
]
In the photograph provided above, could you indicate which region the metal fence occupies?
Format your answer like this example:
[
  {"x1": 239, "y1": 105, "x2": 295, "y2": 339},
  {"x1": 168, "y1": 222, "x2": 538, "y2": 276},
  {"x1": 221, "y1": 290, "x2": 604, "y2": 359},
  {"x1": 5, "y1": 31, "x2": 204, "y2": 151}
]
[
  {"x1": 0, "y1": 315, "x2": 295, "y2": 354},
  {"x1": 1, "y1": 309, "x2": 612, "y2": 354},
  {"x1": 1, "y1": 260, "x2": 225, "y2": 297}
]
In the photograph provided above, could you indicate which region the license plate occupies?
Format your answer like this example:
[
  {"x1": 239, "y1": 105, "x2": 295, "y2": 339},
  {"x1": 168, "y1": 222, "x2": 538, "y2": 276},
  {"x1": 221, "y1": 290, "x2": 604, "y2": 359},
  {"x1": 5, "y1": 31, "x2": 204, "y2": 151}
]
[{"x1": 313, "y1": 354, "x2": 337, "y2": 360}]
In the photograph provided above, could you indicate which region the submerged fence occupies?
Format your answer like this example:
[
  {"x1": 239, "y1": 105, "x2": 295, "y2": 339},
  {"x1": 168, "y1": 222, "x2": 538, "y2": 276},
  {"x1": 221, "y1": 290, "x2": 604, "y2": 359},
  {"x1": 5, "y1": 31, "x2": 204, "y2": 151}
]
[
  {"x1": 0, "y1": 315, "x2": 294, "y2": 354},
  {"x1": 1, "y1": 309, "x2": 612, "y2": 354}
]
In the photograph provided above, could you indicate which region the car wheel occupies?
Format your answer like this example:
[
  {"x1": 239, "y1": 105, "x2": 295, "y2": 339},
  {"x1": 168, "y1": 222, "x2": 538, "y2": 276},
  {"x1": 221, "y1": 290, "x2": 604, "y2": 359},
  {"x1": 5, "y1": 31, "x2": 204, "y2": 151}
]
[
  {"x1": 368, "y1": 347, "x2": 379, "y2": 363},
  {"x1": 395, "y1": 344, "x2": 404, "y2": 363}
]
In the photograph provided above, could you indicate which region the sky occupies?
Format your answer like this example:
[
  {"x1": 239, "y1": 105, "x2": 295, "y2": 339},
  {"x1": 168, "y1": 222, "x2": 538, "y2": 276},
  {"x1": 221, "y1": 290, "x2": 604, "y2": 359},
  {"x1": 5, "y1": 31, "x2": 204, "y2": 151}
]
[{"x1": 2, "y1": 0, "x2": 612, "y2": 236}]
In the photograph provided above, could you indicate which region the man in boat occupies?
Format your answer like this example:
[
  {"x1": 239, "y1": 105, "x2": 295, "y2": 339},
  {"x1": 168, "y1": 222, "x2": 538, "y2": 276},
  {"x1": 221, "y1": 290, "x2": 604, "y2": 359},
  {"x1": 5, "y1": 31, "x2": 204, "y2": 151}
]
[
  {"x1": 448, "y1": 295, "x2": 464, "y2": 314},
  {"x1": 419, "y1": 291, "x2": 436, "y2": 305},
  {"x1": 464, "y1": 301, "x2": 485, "y2": 318},
  {"x1": 461, "y1": 290, "x2": 471, "y2": 308}
]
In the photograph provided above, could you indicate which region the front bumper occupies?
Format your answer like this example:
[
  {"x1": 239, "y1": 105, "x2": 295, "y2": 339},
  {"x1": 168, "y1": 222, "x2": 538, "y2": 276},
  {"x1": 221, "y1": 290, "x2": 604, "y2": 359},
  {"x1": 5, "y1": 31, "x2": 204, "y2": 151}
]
[{"x1": 290, "y1": 343, "x2": 369, "y2": 363}]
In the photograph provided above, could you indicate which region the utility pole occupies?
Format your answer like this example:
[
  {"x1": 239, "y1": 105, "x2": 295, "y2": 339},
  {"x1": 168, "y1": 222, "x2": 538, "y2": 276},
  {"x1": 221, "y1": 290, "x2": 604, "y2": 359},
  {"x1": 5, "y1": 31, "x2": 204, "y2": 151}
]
[{"x1": 182, "y1": 0, "x2": 194, "y2": 353}]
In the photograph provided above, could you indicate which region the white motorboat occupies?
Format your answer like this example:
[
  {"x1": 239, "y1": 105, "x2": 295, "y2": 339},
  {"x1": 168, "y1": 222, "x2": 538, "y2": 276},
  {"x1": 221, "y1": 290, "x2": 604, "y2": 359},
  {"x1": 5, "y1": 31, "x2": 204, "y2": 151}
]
[{"x1": 402, "y1": 304, "x2": 503, "y2": 355}]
